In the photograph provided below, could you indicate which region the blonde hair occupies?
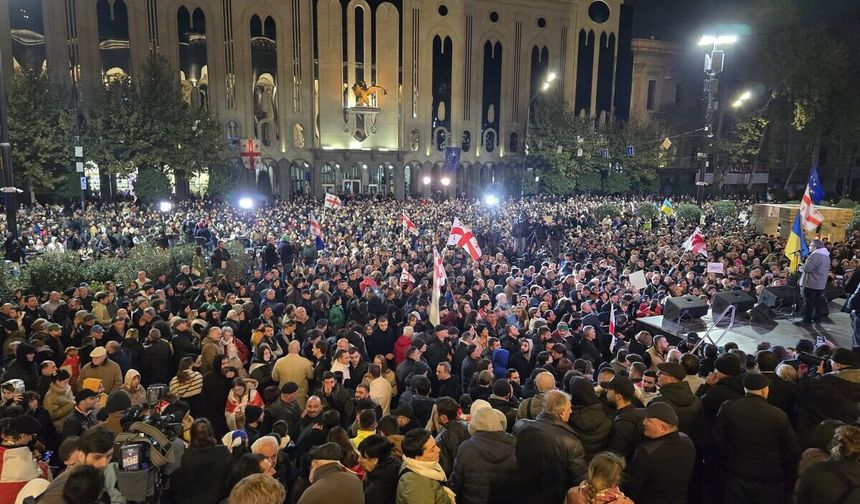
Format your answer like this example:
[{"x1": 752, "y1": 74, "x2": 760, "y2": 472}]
[
  {"x1": 775, "y1": 363, "x2": 798, "y2": 383},
  {"x1": 834, "y1": 425, "x2": 860, "y2": 462},
  {"x1": 585, "y1": 452, "x2": 626, "y2": 503},
  {"x1": 228, "y1": 473, "x2": 286, "y2": 504}
]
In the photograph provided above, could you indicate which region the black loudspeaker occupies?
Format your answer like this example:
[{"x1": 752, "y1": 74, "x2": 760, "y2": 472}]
[
  {"x1": 750, "y1": 302, "x2": 778, "y2": 325},
  {"x1": 664, "y1": 295, "x2": 710, "y2": 321},
  {"x1": 759, "y1": 286, "x2": 797, "y2": 308},
  {"x1": 711, "y1": 291, "x2": 757, "y2": 315}
]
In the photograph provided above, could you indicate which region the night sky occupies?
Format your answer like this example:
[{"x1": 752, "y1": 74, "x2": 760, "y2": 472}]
[{"x1": 630, "y1": 0, "x2": 750, "y2": 43}]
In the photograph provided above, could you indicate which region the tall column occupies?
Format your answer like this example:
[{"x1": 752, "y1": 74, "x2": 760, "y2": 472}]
[{"x1": 394, "y1": 163, "x2": 405, "y2": 201}]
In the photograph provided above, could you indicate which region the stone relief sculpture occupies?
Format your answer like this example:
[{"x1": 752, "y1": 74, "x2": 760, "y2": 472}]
[{"x1": 254, "y1": 73, "x2": 279, "y2": 146}]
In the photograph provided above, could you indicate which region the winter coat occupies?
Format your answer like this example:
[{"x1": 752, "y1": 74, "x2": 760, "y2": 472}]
[
  {"x1": 795, "y1": 368, "x2": 860, "y2": 445},
  {"x1": 436, "y1": 420, "x2": 470, "y2": 477},
  {"x1": 607, "y1": 404, "x2": 645, "y2": 464},
  {"x1": 622, "y1": 431, "x2": 697, "y2": 504},
  {"x1": 513, "y1": 412, "x2": 587, "y2": 504},
  {"x1": 761, "y1": 371, "x2": 798, "y2": 416},
  {"x1": 170, "y1": 445, "x2": 233, "y2": 504},
  {"x1": 696, "y1": 373, "x2": 745, "y2": 420},
  {"x1": 488, "y1": 396, "x2": 519, "y2": 433},
  {"x1": 298, "y1": 463, "x2": 364, "y2": 504},
  {"x1": 450, "y1": 430, "x2": 519, "y2": 504},
  {"x1": 800, "y1": 249, "x2": 830, "y2": 290},
  {"x1": 491, "y1": 349, "x2": 510, "y2": 380},
  {"x1": 649, "y1": 381, "x2": 705, "y2": 445},
  {"x1": 1, "y1": 345, "x2": 39, "y2": 391},
  {"x1": 78, "y1": 358, "x2": 122, "y2": 394},
  {"x1": 140, "y1": 339, "x2": 173, "y2": 385},
  {"x1": 714, "y1": 394, "x2": 801, "y2": 484},
  {"x1": 44, "y1": 384, "x2": 76, "y2": 431},
  {"x1": 363, "y1": 456, "x2": 400, "y2": 504},
  {"x1": 198, "y1": 358, "x2": 232, "y2": 437},
  {"x1": 568, "y1": 403, "x2": 612, "y2": 460},
  {"x1": 795, "y1": 459, "x2": 860, "y2": 504},
  {"x1": 396, "y1": 465, "x2": 451, "y2": 504}
]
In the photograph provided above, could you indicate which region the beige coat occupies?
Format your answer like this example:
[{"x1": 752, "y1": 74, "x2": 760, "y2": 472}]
[
  {"x1": 44, "y1": 384, "x2": 76, "y2": 431},
  {"x1": 78, "y1": 359, "x2": 123, "y2": 394},
  {"x1": 271, "y1": 353, "x2": 314, "y2": 407}
]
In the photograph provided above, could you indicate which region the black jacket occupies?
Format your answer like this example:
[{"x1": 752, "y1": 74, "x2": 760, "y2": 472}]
[
  {"x1": 363, "y1": 456, "x2": 400, "y2": 504},
  {"x1": 623, "y1": 431, "x2": 697, "y2": 504},
  {"x1": 760, "y1": 371, "x2": 798, "y2": 416},
  {"x1": 424, "y1": 337, "x2": 452, "y2": 371},
  {"x1": 451, "y1": 430, "x2": 519, "y2": 504},
  {"x1": 697, "y1": 373, "x2": 745, "y2": 420},
  {"x1": 170, "y1": 445, "x2": 233, "y2": 504},
  {"x1": 607, "y1": 404, "x2": 645, "y2": 463},
  {"x1": 650, "y1": 381, "x2": 705, "y2": 446},
  {"x1": 140, "y1": 340, "x2": 173, "y2": 386},
  {"x1": 171, "y1": 330, "x2": 200, "y2": 366},
  {"x1": 795, "y1": 369, "x2": 860, "y2": 445},
  {"x1": 436, "y1": 420, "x2": 471, "y2": 476},
  {"x1": 513, "y1": 412, "x2": 587, "y2": 504},
  {"x1": 796, "y1": 458, "x2": 860, "y2": 504},
  {"x1": 488, "y1": 395, "x2": 519, "y2": 433},
  {"x1": 568, "y1": 403, "x2": 612, "y2": 460},
  {"x1": 714, "y1": 394, "x2": 801, "y2": 484}
]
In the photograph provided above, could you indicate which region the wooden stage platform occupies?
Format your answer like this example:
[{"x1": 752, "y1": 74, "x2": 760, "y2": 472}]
[{"x1": 637, "y1": 299, "x2": 854, "y2": 353}]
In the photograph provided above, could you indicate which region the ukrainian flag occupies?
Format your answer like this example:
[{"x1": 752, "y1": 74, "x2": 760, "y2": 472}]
[
  {"x1": 785, "y1": 210, "x2": 809, "y2": 272},
  {"x1": 660, "y1": 199, "x2": 674, "y2": 216}
]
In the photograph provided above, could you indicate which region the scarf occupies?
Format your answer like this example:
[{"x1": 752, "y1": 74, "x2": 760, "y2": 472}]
[{"x1": 402, "y1": 457, "x2": 456, "y2": 504}]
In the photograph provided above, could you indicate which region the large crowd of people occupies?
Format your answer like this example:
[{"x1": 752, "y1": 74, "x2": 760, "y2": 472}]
[{"x1": 1, "y1": 193, "x2": 859, "y2": 504}]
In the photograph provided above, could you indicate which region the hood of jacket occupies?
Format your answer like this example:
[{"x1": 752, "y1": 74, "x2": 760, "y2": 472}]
[
  {"x1": 492, "y1": 348, "x2": 510, "y2": 368},
  {"x1": 468, "y1": 430, "x2": 517, "y2": 463},
  {"x1": 570, "y1": 403, "x2": 611, "y2": 433},
  {"x1": 657, "y1": 381, "x2": 697, "y2": 407},
  {"x1": 123, "y1": 369, "x2": 141, "y2": 390}
]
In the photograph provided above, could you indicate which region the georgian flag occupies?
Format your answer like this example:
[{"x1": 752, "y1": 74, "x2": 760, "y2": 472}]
[
  {"x1": 400, "y1": 269, "x2": 415, "y2": 284},
  {"x1": 324, "y1": 193, "x2": 343, "y2": 209},
  {"x1": 800, "y1": 166, "x2": 824, "y2": 232},
  {"x1": 433, "y1": 248, "x2": 447, "y2": 287},
  {"x1": 429, "y1": 247, "x2": 446, "y2": 326},
  {"x1": 609, "y1": 304, "x2": 616, "y2": 335},
  {"x1": 682, "y1": 227, "x2": 707, "y2": 256},
  {"x1": 309, "y1": 216, "x2": 325, "y2": 250},
  {"x1": 401, "y1": 212, "x2": 419, "y2": 236},
  {"x1": 446, "y1": 217, "x2": 482, "y2": 261}
]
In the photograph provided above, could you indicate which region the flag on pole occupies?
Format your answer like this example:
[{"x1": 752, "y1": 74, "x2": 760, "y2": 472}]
[
  {"x1": 799, "y1": 165, "x2": 824, "y2": 232},
  {"x1": 660, "y1": 199, "x2": 674, "y2": 216},
  {"x1": 429, "y1": 247, "x2": 447, "y2": 326},
  {"x1": 446, "y1": 217, "x2": 482, "y2": 261},
  {"x1": 682, "y1": 227, "x2": 708, "y2": 256},
  {"x1": 609, "y1": 304, "x2": 616, "y2": 336},
  {"x1": 400, "y1": 212, "x2": 419, "y2": 236},
  {"x1": 400, "y1": 269, "x2": 415, "y2": 284},
  {"x1": 785, "y1": 210, "x2": 809, "y2": 272},
  {"x1": 324, "y1": 193, "x2": 343, "y2": 209},
  {"x1": 309, "y1": 216, "x2": 325, "y2": 250}
]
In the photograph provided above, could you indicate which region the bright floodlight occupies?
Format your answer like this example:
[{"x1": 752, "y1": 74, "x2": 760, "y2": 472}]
[
  {"x1": 422, "y1": 175, "x2": 432, "y2": 185},
  {"x1": 158, "y1": 201, "x2": 172, "y2": 213},
  {"x1": 698, "y1": 34, "x2": 738, "y2": 46},
  {"x1": 547, "y1": 72, "x2": 558, "y2": 82},
  {"x1": 238, "y1": 197, "x2": 254, "y2": 209},
  {"x1": 484, "y1": 194, "x2": 500, "y2": 206},
  {"x1": 441, "y1": 176, "x2": 451, "y2": 187},
  {"x1": 732, "y1": 100, "x2": 744, "y2": 108},
  {"x1": 542, "y1": 81, "x2": 551, "y2": 92}
]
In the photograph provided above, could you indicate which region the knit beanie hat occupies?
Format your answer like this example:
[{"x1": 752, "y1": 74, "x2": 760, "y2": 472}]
[{"x1": 105, "y1": 390, "x2": 132, "y2": 414}]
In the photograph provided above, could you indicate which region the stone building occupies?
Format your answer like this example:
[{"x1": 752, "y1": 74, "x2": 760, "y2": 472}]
[{"x1": 0, "y1": 0, "x2": 633, "y2": 200}]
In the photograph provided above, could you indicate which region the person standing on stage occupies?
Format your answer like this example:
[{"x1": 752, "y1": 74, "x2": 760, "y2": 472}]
[{"x1": 798, "y1": 239, "x2": 830, "y2": 325}]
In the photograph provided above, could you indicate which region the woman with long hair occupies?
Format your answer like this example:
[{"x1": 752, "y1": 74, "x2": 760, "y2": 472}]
[
  {"x1": 225, "y1": 377, "x2": 264, "y2": 430},
  {"x1": 170, "y1": 419, "x2": 233, "y2": 504},
  {"x1": 327, "y1": 426, "x2": 365, "y2": 478},
  {"x1": 362, "y1": 355, "x2": 398, "y2": 396},
  {"x1": 169, "y1": 356, "x2": 204, "y2": 413},
  {"x1": 565, "y1": 452, "x2": 633, "y2": 504}
]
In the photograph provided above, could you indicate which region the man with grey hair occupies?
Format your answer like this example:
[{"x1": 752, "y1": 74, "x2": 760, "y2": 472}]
[
  {"x1": 798, "y1": 238, "x2": 831, "y2": 324},
  {"x1": 272, "y1": 339, "x2": 314, "y2": 407},
  {"x1": 513, "y1": 389, "x2": 586, "y2": 504},
  {"x1": 228, "y1": 474, "x2": 286, "y2": 504}
]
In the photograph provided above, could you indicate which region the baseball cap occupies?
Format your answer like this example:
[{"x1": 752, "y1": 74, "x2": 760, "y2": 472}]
[
  {"x1": 644, "y1": 402, "x2": 679, "y2": 426},
  {"x1": 557, "y1": 322, "x2": 570, "y2": 331},
  {"x1": 599, "y1": 375, "x2": 636, "y2": 399},
  {"x1": 657, "y1": 362, "x2": 686, "y2": 382},
  {"x1": 91, "y1": 325, "x2": 105, "y2": 334},
  {"x1": 75, "y1": 389, "x2": 99, "y2": 403}
]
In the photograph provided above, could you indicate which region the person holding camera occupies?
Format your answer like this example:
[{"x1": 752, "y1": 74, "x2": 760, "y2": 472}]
[
  {"x1": 795, "y1": 348, "x2": 860, "y2": 446},
  {"x1": 1, "y1": 415, "x2": 49, "y2": 503}
]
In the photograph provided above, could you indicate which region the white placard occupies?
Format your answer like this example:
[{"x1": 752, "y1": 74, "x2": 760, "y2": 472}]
[
  {"x1": 629, "y1": 270, "x2": 647, "y2": 292},
  {"x1": 707, "y1": 262, "x2": 725, "y2": 274}
]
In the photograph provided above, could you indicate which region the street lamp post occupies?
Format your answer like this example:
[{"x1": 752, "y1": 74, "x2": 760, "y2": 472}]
[
  {"x1": 697, "y1": 35, "x2": 737, "y2": 204},
  {"x1": 522, "y1": 72, "x2": 557, "y2": 193},
  {"x1": 0, "y1": 49, "x2": 18, "y2": 239}
]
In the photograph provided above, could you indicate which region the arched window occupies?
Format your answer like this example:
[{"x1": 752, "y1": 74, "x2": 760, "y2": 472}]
[
  {"x1": 404, "y1": 164, "x2": 413, "y2": 195},
  {"x1": 509, "y1": 133, "x2": 519, "y2": 153},
  {"x1": 178, "y1": 6, "x2": 208, "y2": 109},
  {"x1": 96, "y1": 0, "x2": 131, "y2": 78},
  {"x1": 462, "y1": 131, "x2": 472, "y2": 152},
  {"x1": 251, "y1": 15, "x2": 279, "y2": 146}
]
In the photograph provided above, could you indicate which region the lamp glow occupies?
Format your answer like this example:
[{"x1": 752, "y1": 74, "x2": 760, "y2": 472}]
[
  {"x1": 238, "y1": 197, "x2": 254, "y2": 210},
  {"x1": 542, "y1": 82, "x2": 551, "y2": 92},
  {"x1": 484, "y1": 194, "x2": 500, "y2": 206},
  {"x1": 422, "y1": 175, "x2": 432, "y2": 185},
  {"x1": 158, "y1": 201, "x2": 172, "y2": 213},
  {"x1": 441, "y1": 176, "x2": 450, "y2": 187},
  {"x1": 547, "y1": 72, "x2": 557, "y2": 82},
  {"x1": 739, "y1": 91, "x2": 752, "y2": 101}
]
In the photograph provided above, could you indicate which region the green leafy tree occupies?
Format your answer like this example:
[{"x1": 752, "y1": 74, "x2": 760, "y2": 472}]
[
  {"x1": 207, "y1": 160, "x2": 243, "y2": 199},
  {"x1": 712, "y1": 200, "x2": 739, "y2": 223},
  {"x1": 84, "y1": 76, "x2": 142, "y2": 177},
  {"x1": 6, "y1": 70, "x2": 76, "y2": 192},
  {"x1": 676, "y1": 204, "x2": 703, "y2": 225},
  {"x1": 133, "y1": 168, "x2": 171, "y2": 204}
]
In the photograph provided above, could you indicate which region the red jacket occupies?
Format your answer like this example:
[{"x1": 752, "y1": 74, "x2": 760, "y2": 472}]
[{"x1": 393, "y1": 335, "x2": 413, "y2": 367}]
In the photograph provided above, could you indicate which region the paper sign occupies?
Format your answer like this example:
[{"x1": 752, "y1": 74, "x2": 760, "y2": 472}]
[
  {"x1": 629, "y1": 270, "x2": 647, "y2": 292},
  {"x1": 707, "y1": 262, "x2": 725, "y2": 274},
  {"x1": 80, "y1": 176, "x2": 87, "y2": 190}
]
